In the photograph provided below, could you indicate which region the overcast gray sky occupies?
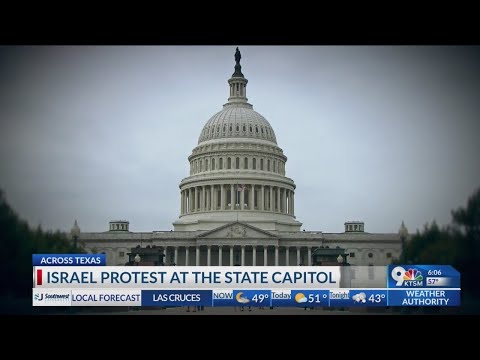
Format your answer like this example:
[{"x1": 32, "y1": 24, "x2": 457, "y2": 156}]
[{"x1": 1, "y1": 46, "x2": 479, "y2": 234}]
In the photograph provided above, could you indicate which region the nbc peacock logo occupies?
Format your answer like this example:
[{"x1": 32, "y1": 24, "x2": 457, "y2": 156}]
[{"x1": 391, "y1": 266, "x2": 424, "y2": 287}]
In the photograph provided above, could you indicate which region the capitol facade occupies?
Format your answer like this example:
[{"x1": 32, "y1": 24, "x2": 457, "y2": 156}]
[{"x1": 72, "y1": 49, "x2": 406, "y2": 267}]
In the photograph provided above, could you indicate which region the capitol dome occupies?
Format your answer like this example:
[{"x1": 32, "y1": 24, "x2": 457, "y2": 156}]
[
  {"x1": 173, "y1": 48, "x2": 302, "y2": 232},
  {"x1": 198, "y1": 106, "x2": 277, "y2": 144}
]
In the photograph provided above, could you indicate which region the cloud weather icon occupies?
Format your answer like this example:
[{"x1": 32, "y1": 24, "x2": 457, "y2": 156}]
[
  {"x1": 352, "y1": 292, "x2": 367, "y2": 303},
  {"x1": 294, "y1": 293, "x2": 308, "y2": 303},
  {"x1": 236, "y1": 292, "x2": 250, "y2": 304}
]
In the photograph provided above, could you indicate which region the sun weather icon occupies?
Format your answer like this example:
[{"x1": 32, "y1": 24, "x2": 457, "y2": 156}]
[
  {"x1": 236, "y1": 292, "x2": 250, "y2": 304},
  {"x1": 294, "y1": 293, "x2": 308, "y2": 303},
  {"x1": 404, "y1": 269, "x2": 423, "y2": 281}
]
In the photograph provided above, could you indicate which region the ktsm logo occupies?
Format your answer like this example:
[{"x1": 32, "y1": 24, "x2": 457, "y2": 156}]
[{"x1": 391, "y1": 266, "x2": 424, "y2": 287}]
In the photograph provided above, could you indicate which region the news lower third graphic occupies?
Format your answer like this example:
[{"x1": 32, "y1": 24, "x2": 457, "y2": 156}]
[{"x1": 32, "y1": 255, "x2": 461, "y2": 307}]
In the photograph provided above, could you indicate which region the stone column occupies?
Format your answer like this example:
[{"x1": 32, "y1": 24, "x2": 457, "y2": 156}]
[
  {"x1": 188, "y1": 188, "x2": 192, "y2": 213},
  {"x1": 240, "y1": 187, "x2": 244, "y2": 210},
  {"x1": 184, "y1": 190, "x2": 187, "y2": 214},
  {"x1": 185, "y1": 247, "x2": 189, "y2": 266},
  {"x1": 230, "y1": 184, "x2": 234, "y2": 210},
  {"x1": 174, "y1": 246, "x2": 178, "y2": 265},
  {"x1": 308, "y1": 247, "x2": 312, "y2": 266},
  {"x1": 282, "y1": 188, "x2": 287, "y2": 213},
  {"x1": 230, "y1": 246, "x2": 234, "y2": 265},
  {"x1": 275, "y1": 246, "x2": 279, "y2": 266},
  {"x1": 261, "y1": 185, "x2": 265, "y2": 211},
  {"x1": 250, "y1": 184, "x2": 255, "y2": 210},
  {"x1": 211, "y1": 185, "x2": 215, "y2": 211},
  {"x1": 207, "y1": 245, "x2": 211, "y2": 266},
  {"x1": 277, "y1": 187, "x2": 281, "y2": 212},
  {"x1": 270, "y1": 186, "x2": 273, "y2": 211},
  {"x1": 218, "y1": 245, "x2": 223, "y2": 266},
  {"x1": 292, "y1": 192, "x2": 295, "y2": 216},
  {"x1": 202, "y1": 186, "x2": 206, "y2": 212},
  {"x1": 241, "y1": 245, "x2": 245, "y2": 266},
  {"x1": 264, "y1": 246, "x2": 268, "y2": 266},
  {"x1": 220, "y1": 184, "x2": 224, "y2": 211},
  {"x1": 181, "y1": 191, "x2": 184, "y2": 214},
  {"x1": 192, "y1": 188, "x2": 196, "y2": 212},
  {"x1": 288, "y1": 190, "x2": 291, "y2": 214},
  {"x1": 196, "y1": 246, "x2": 200, "y2": 266},
  {"x1": 285, "y1": 246, "x2": 289, "y2": 266},
  {"x1": 252, "y1": 245, "x2": 256, "y2": 266},
  {"x1": 297, "y1": 247, "x2": 301, "y2": 265},
  {"x1": 164, "y1": 247, "x2": 168, "y2": 265},
  {"x1": 206, "y1": 188, "x2": 209, "y2": 211},
  {"x1": 196, "y1": 187, "x2": 200, "y2": 211}
]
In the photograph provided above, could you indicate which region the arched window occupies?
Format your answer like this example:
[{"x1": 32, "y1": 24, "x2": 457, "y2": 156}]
[
  {"x1": 244, "y1": 157, "x2": 248, "y2": 169},
  {"x1": 253, "y1": 158, "x2": 256, "y2": 169},
  {"x1": 267, "y1": 160, "x2": 270, "y2": 171},
  {"x1": 243, "y1": 125, "x2": 246, "y2": 132},
  {"x1": 230, "y1": 125, "x2": 232, "y2": 132},
  {"x1": 223, "y1": 125, "x2": 226, "y2": 132},
  {"x1": 211, "y1": 158, "x2": 215, "y2": 170},
  {"x1": 261, "y1": 127, "x2": 264, "y2": 134},
  {"x1": 260, "y1": 158, "x2": 264, "y2": 170},
  {"x1": 200, "y1": 160, "x2": 203, "y2": 172},
  {"x1": 249, "y1": 125, "x2": 252, "y2": 132},
  {"x1": 273, "y1": 161, "x2": 276, "y2": 173},
  {"x1": 255, "y1": 126, "x2": 258, "y2": 133},
  {"x1": 219, "y1": 158, "x2": 223, "y2": 169},
  {"x1": 236, "y1": 125, "x2": 239, "y2": 132},
  {"x1": 227, "y1": 157, "x2": 231, "y2": 169},
  {"x1": 236, "y1": 157, "x2": 240, "y2": 169}
]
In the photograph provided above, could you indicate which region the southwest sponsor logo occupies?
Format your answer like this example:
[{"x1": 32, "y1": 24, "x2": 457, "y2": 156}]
[{"x1": 32, "y1": 289, "x2": 71, "y2": 306}]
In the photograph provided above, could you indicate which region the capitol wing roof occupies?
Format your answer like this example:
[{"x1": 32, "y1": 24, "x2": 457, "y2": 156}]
[{"x1": 197, "y1": 222, "x2": 278, "y2": 239}]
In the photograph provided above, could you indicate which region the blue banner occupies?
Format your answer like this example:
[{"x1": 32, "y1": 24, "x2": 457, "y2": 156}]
[
  {"x1": 271, "y1": 289, "x2": 329, "y2": 307},
  {"x1": 141, "y1": 290, "x2": 213, "y2": 307},
  {"x1": 388, "y1": 289, "x2": 460, "y2": 306},
  {"x1": 387, "y1": 265, "x2": 460, "y2": 288},
  {"x1": 329, "y1": 289, "x2": 389, "y2": 307},
  {"x1": 32, "y1": 254, "x2": 106, "y2": 266}
]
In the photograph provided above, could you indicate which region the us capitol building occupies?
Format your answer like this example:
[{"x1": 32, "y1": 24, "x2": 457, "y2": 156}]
[{"x1": 70, "y1": 48, "x2": 408, "y2": 267}]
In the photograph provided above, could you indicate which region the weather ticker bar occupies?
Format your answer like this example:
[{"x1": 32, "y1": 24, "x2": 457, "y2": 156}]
[
  {"x1": 32, "y1": 288, "x2": 461, "y2": 307},
  {"x1": 32, "y1": 259, "x2": 461, "y2": 307}
]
